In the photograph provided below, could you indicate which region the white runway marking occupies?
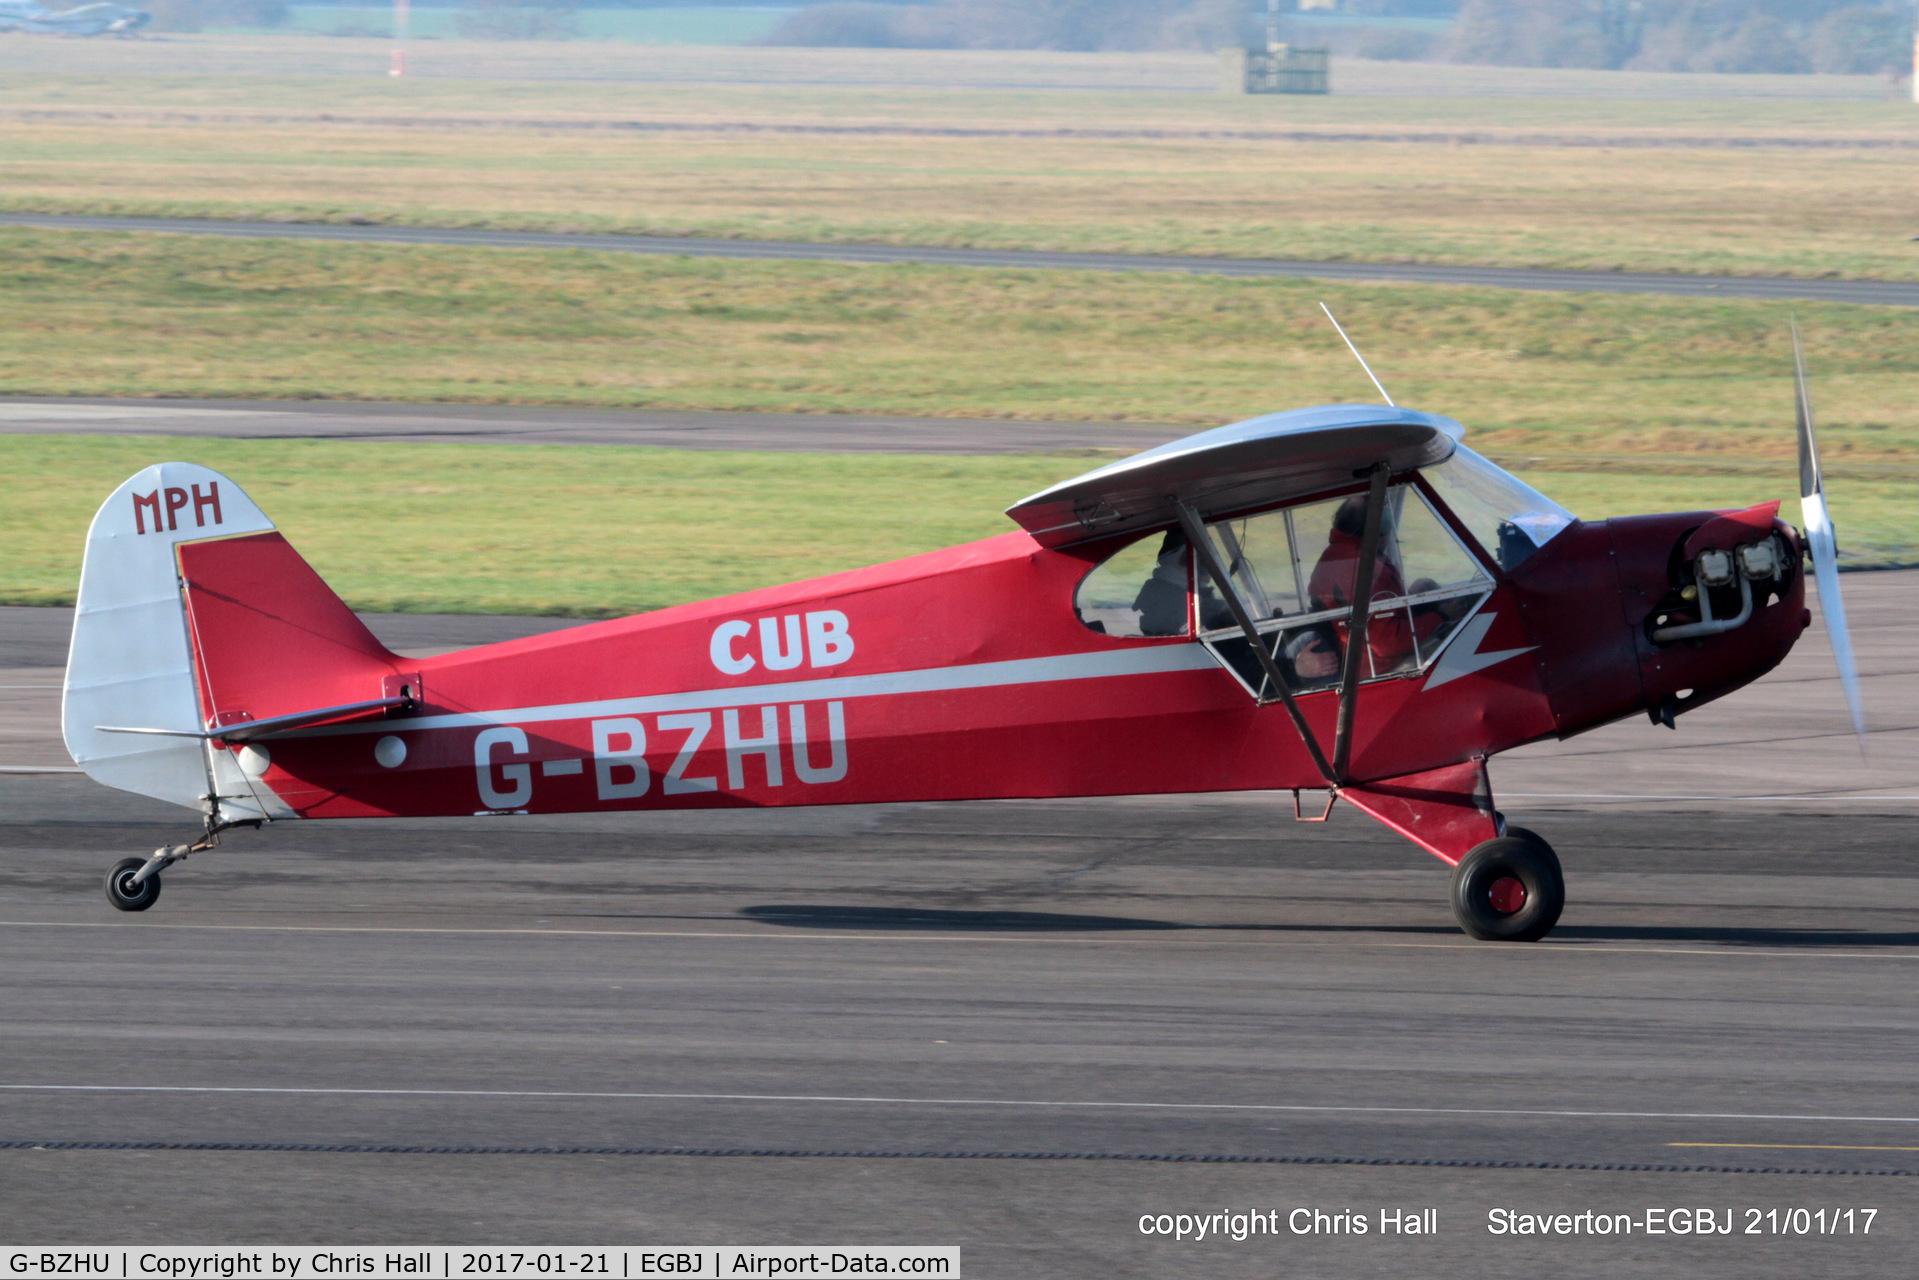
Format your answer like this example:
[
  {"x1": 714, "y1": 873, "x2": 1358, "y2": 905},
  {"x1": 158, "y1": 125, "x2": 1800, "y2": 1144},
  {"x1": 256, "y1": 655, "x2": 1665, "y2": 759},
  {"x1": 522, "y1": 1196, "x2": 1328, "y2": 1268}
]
[
  {"x1": 1505, "y1": 792, "x2": 1919, "y2": 802},
  {"x1": 2, "y1": 1082, "x2": 1918, "y2": 1128},
  {"x1": 2, "y1": 919, "x2": 1916, "y2": 961}
]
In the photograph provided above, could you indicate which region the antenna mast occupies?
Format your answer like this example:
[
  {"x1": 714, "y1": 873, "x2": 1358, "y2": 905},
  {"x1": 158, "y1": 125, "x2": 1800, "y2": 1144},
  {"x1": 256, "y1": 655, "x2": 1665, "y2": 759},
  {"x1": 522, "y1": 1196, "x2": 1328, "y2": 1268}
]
[{"x1": 1319, "y1": 303, "x2": 1395, "y2": 407}]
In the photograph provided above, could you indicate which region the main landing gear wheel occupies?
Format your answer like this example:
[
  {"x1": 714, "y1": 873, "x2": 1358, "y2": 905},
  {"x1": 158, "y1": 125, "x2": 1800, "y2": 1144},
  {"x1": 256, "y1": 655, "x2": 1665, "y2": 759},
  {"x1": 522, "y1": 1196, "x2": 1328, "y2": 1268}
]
[
  {"x1": 1501, "y1": 823, "x2": 1545, "y2": 850},
  {"x1": 104, "y1": 856, "x2": 161, "y2": 912},
  {"x1": 1450, "y1": 834, "x2": 1563, "y2": 942}
]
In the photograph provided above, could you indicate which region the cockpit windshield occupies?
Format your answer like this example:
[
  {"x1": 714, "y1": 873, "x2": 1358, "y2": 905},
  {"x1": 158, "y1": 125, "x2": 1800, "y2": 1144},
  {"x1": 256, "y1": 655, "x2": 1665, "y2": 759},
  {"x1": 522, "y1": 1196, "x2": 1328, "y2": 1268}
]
[{"x1": 1422, "y1": 445, "x2": 1574, "y2": 571}]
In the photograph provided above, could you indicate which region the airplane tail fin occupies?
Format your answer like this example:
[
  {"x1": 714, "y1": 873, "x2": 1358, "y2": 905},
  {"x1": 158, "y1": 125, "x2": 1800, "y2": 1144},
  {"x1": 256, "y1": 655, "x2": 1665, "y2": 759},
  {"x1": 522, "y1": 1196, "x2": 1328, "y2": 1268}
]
[{"x1": 63, "y1": 463, "x2": 403, "y2": 820}]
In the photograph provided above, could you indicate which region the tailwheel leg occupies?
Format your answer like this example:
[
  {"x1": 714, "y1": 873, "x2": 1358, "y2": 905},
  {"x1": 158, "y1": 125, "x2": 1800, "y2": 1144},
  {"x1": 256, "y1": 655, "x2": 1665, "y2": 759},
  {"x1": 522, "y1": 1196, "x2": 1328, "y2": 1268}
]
[
  {"x1": 103, "y1": 819, "x2": 258, "y2": 913},
  {"x1": 1449, "y1": 829, "x2": 1565, "y2": 942}
]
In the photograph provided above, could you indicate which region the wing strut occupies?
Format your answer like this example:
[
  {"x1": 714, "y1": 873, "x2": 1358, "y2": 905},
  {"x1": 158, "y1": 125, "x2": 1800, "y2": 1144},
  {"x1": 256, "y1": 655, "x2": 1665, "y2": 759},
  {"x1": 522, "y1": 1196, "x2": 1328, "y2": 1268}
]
[
  {"x1": 1175, "y1": 501, "x2": 1338, "y2": 786},
  {"x1": 1331, "y1": 463, "x2": 1390, "y2": 781}
]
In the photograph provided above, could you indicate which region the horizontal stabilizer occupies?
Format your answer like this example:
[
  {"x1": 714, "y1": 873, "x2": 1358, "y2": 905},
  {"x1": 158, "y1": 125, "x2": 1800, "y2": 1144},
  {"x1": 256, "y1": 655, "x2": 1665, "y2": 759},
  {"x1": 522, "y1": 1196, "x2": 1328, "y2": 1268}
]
[{"x1": 97, "y1": 694, "x2": 412, "y2": 744}]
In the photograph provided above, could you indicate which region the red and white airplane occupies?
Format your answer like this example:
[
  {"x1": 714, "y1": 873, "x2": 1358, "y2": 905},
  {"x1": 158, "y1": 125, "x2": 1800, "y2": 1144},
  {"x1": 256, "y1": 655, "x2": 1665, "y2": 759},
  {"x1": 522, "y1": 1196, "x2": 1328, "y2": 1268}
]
[{"x1": 64, "y1": 341, "x2": 1860, "y2": 941}]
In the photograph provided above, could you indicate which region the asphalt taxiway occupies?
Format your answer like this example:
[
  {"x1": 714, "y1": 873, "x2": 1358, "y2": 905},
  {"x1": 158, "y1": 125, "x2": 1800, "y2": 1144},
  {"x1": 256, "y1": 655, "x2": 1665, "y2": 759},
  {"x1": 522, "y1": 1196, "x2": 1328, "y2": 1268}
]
[
  {"x1": 0, "y1": 397, "x2": 1184, "y2": 454},
  {"x1": 5, "y1": 213, "x2": 1915, "y2": 308},
  {"x1": 2, "y1": 571, "x2": 1917, "y2": 1274}
]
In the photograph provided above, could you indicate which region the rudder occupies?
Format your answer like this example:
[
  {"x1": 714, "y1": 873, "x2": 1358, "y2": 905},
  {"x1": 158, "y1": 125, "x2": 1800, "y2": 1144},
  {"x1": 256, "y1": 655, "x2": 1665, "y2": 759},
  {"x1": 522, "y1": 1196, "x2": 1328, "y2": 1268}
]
[{"x1": 63, "y1": 463, "x2": 402, "y2": 820}]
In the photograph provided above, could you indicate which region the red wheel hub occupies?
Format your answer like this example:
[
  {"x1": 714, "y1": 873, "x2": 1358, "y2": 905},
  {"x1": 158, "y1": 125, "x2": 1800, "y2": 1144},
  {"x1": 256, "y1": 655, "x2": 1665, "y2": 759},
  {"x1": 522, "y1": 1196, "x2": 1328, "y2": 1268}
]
[{"x1": 1488, "y1": 876, "x2": 1527, "y2": 915}]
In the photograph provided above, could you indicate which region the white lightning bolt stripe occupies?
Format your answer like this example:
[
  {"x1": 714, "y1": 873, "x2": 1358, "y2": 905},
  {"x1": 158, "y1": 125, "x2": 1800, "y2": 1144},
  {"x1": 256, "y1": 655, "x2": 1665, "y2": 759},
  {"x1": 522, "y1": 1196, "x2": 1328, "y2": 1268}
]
[{"x1": 1422, "y1": 612, "x2": 1536, "y2": 691}]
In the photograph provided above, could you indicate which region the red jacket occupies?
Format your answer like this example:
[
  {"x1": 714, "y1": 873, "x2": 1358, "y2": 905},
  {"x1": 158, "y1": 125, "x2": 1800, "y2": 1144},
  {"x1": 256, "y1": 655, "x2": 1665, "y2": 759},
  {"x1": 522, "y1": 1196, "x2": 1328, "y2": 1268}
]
[{"x1": 1308, "y1": 529, "x2": 1434, "y2": 672}]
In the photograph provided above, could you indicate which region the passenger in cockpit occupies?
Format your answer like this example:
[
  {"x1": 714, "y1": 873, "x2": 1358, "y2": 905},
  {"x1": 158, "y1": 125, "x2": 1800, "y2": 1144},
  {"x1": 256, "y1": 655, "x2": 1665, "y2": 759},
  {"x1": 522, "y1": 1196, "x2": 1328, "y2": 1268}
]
[
  {"x1": 1133, "y1": 529, "x2": 1233, "y2": 636},
  {"x1": 1132, "y1": 531, "x2": 1192, "y2": 637}
]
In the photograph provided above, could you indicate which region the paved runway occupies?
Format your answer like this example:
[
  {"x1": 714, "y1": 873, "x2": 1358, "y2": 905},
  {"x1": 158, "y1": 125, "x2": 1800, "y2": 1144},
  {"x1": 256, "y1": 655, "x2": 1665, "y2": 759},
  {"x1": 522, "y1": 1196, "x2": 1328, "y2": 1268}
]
[
  {"x1": 2, "y1": 577, "x2": 1916, "y2": 1273},
  {"x1": 0, "y1": 397, "x2": 1185, "y2": 454},
  {"x1": 6, "y1": 212, "x2": 1915, "y2": 308}
]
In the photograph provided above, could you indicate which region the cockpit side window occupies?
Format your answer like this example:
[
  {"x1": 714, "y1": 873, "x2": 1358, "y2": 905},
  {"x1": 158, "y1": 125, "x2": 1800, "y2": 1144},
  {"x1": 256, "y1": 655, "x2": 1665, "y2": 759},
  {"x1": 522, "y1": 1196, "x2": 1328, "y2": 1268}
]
[{"x1": 1074, "y1": 530, "x2": 1193, "y2": 638}]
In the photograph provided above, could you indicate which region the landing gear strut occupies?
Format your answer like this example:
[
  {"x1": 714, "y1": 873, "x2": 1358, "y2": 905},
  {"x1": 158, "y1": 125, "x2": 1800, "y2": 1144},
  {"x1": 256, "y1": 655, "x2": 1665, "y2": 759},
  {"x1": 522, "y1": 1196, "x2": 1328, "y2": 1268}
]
[
  {"x1": 1450, "y1": 827, "x2": 1564, "y2": 942},
  {"x1": 102, "y1": 818, "x2": 259, "y2": 913}
]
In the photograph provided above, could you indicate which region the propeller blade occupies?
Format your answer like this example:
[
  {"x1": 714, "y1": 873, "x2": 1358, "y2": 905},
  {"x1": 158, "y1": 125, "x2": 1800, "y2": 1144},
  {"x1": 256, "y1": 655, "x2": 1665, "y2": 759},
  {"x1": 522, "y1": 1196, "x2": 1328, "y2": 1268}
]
[{"x1": 1792, "y1": 322, "x2": 1866, "y2": 747}]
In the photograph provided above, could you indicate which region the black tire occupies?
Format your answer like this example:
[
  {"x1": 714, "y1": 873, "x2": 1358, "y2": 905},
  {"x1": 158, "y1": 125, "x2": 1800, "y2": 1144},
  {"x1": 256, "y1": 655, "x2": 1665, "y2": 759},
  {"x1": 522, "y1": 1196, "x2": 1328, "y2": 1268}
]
[
  {"x1": 1502, "y1": 823, "x2": 1543, "y2": 850},
  {"x1": 1502, "y1": 827, "x2": 1565, "y2": 898},
  {"x1": 104, "y1": 856, "x2": 161, "y2": 912},
  {"x1": 1450, "y1": 836, "x2": 1563, "y2": 942}
]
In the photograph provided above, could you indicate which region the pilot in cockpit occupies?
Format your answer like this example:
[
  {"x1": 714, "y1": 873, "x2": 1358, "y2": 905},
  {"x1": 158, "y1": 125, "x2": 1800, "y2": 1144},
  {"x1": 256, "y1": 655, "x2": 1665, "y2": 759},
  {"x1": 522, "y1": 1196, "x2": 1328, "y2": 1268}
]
[{"x1": 1286, "y1": 493, "x2": 1457, "y2": 684}]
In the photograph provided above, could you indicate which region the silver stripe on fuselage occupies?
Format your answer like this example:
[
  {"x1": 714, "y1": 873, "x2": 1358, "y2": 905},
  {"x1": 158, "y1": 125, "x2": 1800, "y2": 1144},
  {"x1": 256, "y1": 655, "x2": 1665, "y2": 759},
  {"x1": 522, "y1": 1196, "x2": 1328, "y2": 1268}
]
[{"x1": 292, "y1": 643, "x2": 1223, "y2": 740}]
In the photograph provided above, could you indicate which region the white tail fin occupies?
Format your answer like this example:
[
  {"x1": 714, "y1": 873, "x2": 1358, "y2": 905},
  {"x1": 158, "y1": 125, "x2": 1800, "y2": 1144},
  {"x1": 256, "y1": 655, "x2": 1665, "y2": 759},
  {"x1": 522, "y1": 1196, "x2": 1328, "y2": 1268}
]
[{"x1": 63, "y1": 463, "x2": 275, "y2": 813}]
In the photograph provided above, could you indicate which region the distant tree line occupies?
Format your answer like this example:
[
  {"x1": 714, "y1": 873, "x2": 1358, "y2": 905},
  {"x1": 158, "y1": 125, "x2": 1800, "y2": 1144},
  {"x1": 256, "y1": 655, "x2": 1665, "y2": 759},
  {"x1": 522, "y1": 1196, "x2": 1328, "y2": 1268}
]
[
  {"x1": 143, "y1": 0, "x2": 578, "y2": 35},
  {"x1": 452, "y1": 0, "x2": 578, "y2": 40},
  {"x1": 141, "y1": 0, "x2": 286, "y2": 31},
  {"x1": 132, "y1": 0, "x2": 1917, "y2": 72},
  {"x1": 763, "y1": 0, "x2": 1917, "y2": 76},
  {"x1": 762, "y1": 0, "x2": 1256, "y2": 51},
  {"x1": 1447, "y1": 0, "x2": 1913, "y2": 74}
]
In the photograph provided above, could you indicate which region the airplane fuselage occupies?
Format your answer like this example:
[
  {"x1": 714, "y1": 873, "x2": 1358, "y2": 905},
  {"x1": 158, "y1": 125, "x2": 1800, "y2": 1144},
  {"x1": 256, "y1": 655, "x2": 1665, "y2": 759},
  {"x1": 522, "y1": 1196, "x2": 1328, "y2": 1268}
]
[{"x1": 175, "y1": 497, "x2": 1806, "y2": 835}]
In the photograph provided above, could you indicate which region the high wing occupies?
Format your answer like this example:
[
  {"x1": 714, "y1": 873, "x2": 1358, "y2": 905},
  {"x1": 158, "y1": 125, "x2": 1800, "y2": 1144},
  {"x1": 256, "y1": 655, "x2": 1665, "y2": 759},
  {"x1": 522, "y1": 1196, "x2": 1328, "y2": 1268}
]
[{"x1": 1004, "y1": 404, "x2": 1462, "y2": 548}]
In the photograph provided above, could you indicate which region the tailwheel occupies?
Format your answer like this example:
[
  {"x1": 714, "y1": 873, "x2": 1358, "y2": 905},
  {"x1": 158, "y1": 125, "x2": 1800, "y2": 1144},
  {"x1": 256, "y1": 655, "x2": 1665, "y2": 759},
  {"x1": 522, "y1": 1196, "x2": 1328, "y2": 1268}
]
[
  {"x1": 104, "y1": 855, "x2": 162, "y2": 912},
  {"x1": 1450, "y1": 833, "x2": 1563, "y2": 942}
]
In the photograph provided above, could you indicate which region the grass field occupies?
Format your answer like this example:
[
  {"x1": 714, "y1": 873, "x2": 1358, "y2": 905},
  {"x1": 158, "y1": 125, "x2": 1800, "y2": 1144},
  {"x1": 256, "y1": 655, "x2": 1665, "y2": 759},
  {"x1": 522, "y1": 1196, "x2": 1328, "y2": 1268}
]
[
  {"x1": 0, "y1": 38, "x2": 1900, "y2": 102},
  {"x1": 0, "y1": 227, "x2": 1912, "y2": 610},
  {"x1": 0, "y1": 66, "x2": 1916, "y2": 280},
  {"x1": 2, "y1": 433, "x2": 1906, "y2": 616},
  {"x1": 0, "y1": 435, "x2": 1072, "y2": 613},
  {"x1": 3, "y1": 228, "x2": 1912, "y2": 449},
  {"x1": 0, "y1": 48, "x2": 1909, "y2": 607},
  {"x1": 2, "y1": 60, "x2": 1905, "y2": 126}
]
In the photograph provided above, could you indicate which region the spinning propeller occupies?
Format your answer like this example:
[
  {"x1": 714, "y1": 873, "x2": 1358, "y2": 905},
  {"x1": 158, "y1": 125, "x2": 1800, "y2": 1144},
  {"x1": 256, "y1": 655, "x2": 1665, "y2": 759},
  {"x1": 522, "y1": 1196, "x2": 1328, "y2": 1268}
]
[{"x1": 1792, "y1": 322, "x2": 1867, "y2": 747}]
